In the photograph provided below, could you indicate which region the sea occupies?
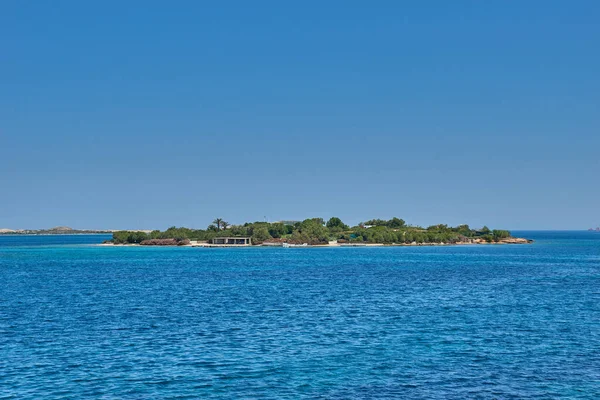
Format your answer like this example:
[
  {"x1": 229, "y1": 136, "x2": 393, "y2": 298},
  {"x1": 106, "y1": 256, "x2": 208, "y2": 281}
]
[{"x1": 0, "y1": 231, "x2": 598, "y2": 399}]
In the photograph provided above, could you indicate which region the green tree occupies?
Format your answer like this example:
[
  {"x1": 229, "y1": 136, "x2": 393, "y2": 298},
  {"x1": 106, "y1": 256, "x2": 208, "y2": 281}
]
[
  {"x1": 427, "y1": 224, "x2": 449, "y2": 232},
  {"x1": 111, "y1": 231, "x2": 148, "y2": 244},
  {"x1": 311, "y1": 218, "x2": 325, "y2": 226},
  {"x1": 387, "y1": 217, "x2": 406, "y2": 229},
  {"x1": 251, "y1": 226, "x2": 272, "y2": 244},
  {"x1": 326, "y1": 217, "x2": 348, "y2": 231},
  {"x1": 455, "y1": 224, "x2": 473, "y2": 237},
  {"x1": 212, "y1": 218, "x2": 224, "y2": 231},
  {"x1": 207, "y1": 224, "x2": 218, "y2": 232},
  {"x1": 481, "y1": 234, "x2": 494, "y2": 243},
  {"x1": 492, "y1": 230, "x2": 511, "y2": 241},
  {"x1": 112, "y1": 231, "x2": 129, "y2": 244},
  {"x1": 229, "y1": 225, "x2": 250, "y2": 236},
  {"x1": 268, "y1": 223, "x2": 287, "y2": 238},
  {"x1": 292, "y1": 219, "x2": 330, "y2": 244}
]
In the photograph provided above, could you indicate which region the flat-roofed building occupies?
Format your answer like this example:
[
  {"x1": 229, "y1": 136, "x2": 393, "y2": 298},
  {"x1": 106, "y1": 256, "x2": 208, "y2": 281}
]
[{"x1": 210, "y1": 237, "x2": 251, "y2": 245}]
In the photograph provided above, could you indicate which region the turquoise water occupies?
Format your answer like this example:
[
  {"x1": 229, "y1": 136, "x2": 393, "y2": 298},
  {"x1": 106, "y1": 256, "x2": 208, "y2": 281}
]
[{"x1": 1, "y1": 232, "x2": 599, "y2": 398}]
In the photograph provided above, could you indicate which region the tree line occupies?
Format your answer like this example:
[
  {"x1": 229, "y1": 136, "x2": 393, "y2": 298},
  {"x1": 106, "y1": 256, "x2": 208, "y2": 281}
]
[{"x1": 110, "y1": 217, "x2": 512, "y2": 245}]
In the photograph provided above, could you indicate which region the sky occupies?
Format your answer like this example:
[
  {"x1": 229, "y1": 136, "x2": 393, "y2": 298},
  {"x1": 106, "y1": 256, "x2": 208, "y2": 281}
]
[{"x1": 1, "y1": 1, "x2": 598, "y2": 230}]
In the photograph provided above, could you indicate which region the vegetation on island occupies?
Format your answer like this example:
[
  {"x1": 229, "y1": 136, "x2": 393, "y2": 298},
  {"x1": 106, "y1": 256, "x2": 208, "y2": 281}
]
[{"x1": 110, "y1": 217, "x2": 513, "y2": 245}]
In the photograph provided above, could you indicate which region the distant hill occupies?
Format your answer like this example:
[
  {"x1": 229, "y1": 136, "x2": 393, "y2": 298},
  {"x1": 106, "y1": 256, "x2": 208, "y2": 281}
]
[
  {"x1": 0, "y1": 227, "x2": 113, "y2": 235},
  {"x1": 50, "y1": 226, "x2": 74, "y2": 231}
]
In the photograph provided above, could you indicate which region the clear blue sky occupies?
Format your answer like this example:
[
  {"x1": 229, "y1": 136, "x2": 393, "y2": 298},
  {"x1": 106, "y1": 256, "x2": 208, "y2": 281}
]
[{"x1": 1, "y1": 1, "x2": 598, "y2": 230}]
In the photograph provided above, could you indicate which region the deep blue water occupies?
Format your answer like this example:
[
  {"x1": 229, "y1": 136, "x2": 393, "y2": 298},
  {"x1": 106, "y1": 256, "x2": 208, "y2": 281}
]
[
  {"x1": 1, "y1": 232, "x2": 599, "y2": 399},
  {"x1": 0, "y1": 234, "x2": 113, "y2": 247}
]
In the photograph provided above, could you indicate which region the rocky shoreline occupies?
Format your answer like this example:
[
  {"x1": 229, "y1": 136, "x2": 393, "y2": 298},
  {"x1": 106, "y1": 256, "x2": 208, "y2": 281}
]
[{"x1": 99, "y1": 237, "x2": 533, "y2": 248}]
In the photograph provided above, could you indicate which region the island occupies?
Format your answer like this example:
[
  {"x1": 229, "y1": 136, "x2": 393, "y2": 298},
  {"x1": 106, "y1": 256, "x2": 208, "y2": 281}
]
[
  {"x1": 0, "y1": 226, "x2": 114, "y2": 235},
  {"x1": 104, "y1": 217, "x2": 532, "y2": 247}
]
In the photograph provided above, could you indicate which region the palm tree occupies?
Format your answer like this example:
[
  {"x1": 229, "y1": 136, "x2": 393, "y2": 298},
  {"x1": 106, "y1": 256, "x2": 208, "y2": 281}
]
[
  {"x1": 212, "y1": 218, "x2": 223, "y2": 231},
  {"x1": 220, "y1": 221, "x2": 229, "y2": 230}
]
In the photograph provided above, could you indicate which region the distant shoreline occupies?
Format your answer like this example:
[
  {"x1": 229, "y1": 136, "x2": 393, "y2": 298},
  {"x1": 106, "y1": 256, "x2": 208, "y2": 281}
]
[{"x1": 0, "y1": 233, "x2": 112, "y2": 236}]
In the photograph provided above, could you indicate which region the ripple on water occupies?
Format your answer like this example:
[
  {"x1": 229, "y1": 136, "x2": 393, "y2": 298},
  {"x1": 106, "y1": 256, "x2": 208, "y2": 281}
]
[{"x1": 0, "y1": 231, "x2": 599, "y2": 398}]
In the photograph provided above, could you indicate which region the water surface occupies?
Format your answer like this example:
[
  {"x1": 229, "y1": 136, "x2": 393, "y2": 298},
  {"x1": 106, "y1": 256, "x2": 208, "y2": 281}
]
[{"x1": 1, "y1": 232, "x2": 599, "y2": 398}]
